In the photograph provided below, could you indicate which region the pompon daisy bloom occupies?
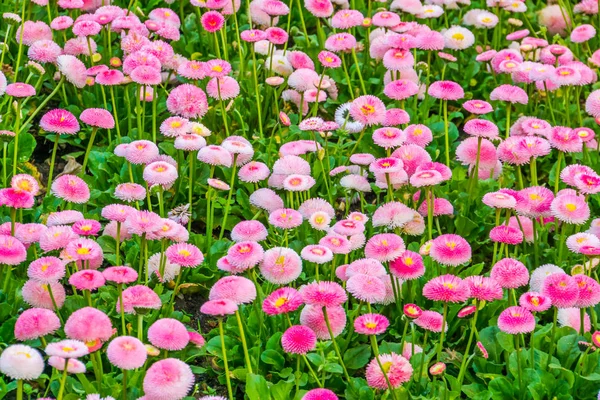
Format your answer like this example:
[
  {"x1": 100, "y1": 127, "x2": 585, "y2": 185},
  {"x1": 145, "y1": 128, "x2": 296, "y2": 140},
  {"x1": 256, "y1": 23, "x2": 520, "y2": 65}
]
[
  {"x1": 49, "y1": 175, "x2": 90, "y2": 203},
  {"x1": 0, "y1": 235, "x2": 27, "y2": 265},
  {"x1": 319, "y1": 232, "x2": 352, "y2": 254},
  {"x1": 465, "y1": 276, "x2": 503, "y2": 302},
  {"x1": 364, "y1": 233, "x2": 405, "y2": 262},
  {"x1": 349, "y1": 95, "x2": 386, "y2": 126},
  {"x1": 143, "y1": 359, "x2": 194, "y2": 400},
  {"x1": 0, "y1": 345, "x2": 45, "y2": 380},
  {"x1": 482, "y1": 191, "x2": 517, "y2": 209},
  {"x1": 365, "y1": 352, "x2": 413, "y2": 390},
  {"x1": 307, "y1": 211, "x2": 330, "y2": 231},
  {"x1": 106, "y1": 336, "x2": 147, "y2": 370},
  {"x1": 301, "y1": 245, "x2": 334, "y2": 264},
  {"x1": 197, "y1": 145, "x2": 232, "y2": 167},
  {"x1": 118, "y1": 285, "x2": 162, "y2": 314},
  {"x1": 354, "y1": 313, "x2": 389, "y2": 335},
  {"x1": 64, "y1": 307, "x2": 113, "y2": 343},
  {"x1": 102, "y1": 266, "x2": 138, "y2": 284},
  {"x1": 403, "y1": 124, "x2": 433, "y2": 148},
  {"x1": 225, "y1": 241, "x2": 264, "y2": 271},
  {"x1": 489, "y1": 225, "x2": 523, "y2": 245},
  {"x1": 550, "y1": 194, "x2": 590, "y2": 225},
  {"x1": 429, "y1": 234, "x2": 471, "y2": 266},
  {"x1": 573, "y1": 275, "x2": 600, "y2": 308},
  {"x1": 541, "y1": 273, "x2": 579, "y2": 308},
  {"x1": 299, "y1": 304, "x2": 346, "y2": 340},
  {"x1": 497, "y1": 306, "x2": 535, "y2": 334},
  {"x1": 490, "y1": 84, "x2": 529, "y2": 105},
  {"x1": 249, "y1": 188, "x2": 284, "y2": 212},
  {"x1": 463, "y1": 100, "x2": 493, "y2": 114},
  {"x1": 147, "y1": 318, "x2": 190, "y2": 351},
  {"x1": 56, "y1": 54, "x2": 88, "y2": 88},
  {"x1": 443, "y1": 26, "x2": 475, "y2": 49},
  {"x1": 529, "y1": 264, "x2": 565, "y2": 293},
  {"x1": 281, "y1": 325, "x2": 317, "y2": 354},
  {"x1": 389, "y1": 250, "x2": 425, "y2": 280},
  {"x1": 166, "y1": 83, "x2": 208, "y2": 119},
  {"x1": 40, "y1": 109, "x2": 80, "y2": 134},
  {"x1": 519, "y1": 292, "x2": 552, "y2": 312},
  {"x1": 464, "y1": 119, "x2": 499, "y2": 139},
  {"x1": 300, "y1": 281, "x2": 347, "y2": 307},
  {"x1": 428, "y1": 80, "x2": 464, "y2": 101},
  {"x1": 22, "y1": 280, "x2": 66, "y2": 310},
  {"x1": 209, "y1": 276, "x2": 256, "y2": 305},
  {"x1": 262, "y1": 287, "x2": 303, "y2": 315},
  {"x1": 490, "y1": 258, "x2": 529, "y2": 289},
  {"x1": 372, "y1": 202, "x2": 414, "y2": 229},
  {"x1": 231, "y1": 221, "x2": 268, "y2": 242},
  {"x1": 114, "y1": 183, "x2": 146, "y2": 202},
  {"x1": 345, "y1": 259, "x2": 386, "y2": 279},
  {"x1": 302, "y1": 389, "x2": 339, "y2": 400},
  {"x1": 10, "y1": 174, "x2": 39, "y2": 195},
  {"x1": 346, "y1": 274, "x2": 386, "y2": 303},
  {"x1": 260, "y1": 247, "x2": 302, "y2": 284},
  {"x1": 143, "y1": 161, "x2": 178, "y2": 187},
  {"x1": 268, "y1": 208, "x2": 303, "y2": 229},
  {"x1": 332, "y1": 220, "x2": 365, "y2": 237},
  {"x1": 558, "y1": 308, "x2": 591, "y2": 332},
  {"x1": 14, "y1": 308, "x2": 61, "y2": 341},
  {"x1": 423, "y1": 274, "x2": 470, "y2": 303},
  {"x1": 166, "y1": 243, "x2": 204, "y2": 267},
  {"x1": 567, "y1": 233, "x2": 600, "y2": 253},
  {"x1": 45, "y1": 339, "x2": 89, "y2": 359},
  {"x1": 200, "y1": 299, "x2": 238, "y2": 316},
  {"x1": 238, "y1": 161, "x2": 270, "y2": 183},
  {"x1": 69, "y1": 270, "x2": 105, "y2": 292}
]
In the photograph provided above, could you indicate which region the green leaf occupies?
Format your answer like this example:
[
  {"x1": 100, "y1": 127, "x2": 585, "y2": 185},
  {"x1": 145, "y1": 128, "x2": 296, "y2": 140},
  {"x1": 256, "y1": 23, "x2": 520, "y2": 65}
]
[
  {"x1": 260, "y1": 349, "x2": 285, "y2": 370},
  {"x1": 245, "y1": 373, "x2": 271, "y2": 400},
  {"x1": 495, "y1": 332, "x2": 515, "y2": 353},
  {"x1": 306, "y1": 353, "x2": 323, "y2": 367},
  {"x1": 322, "y1": 362, "x2": 343, "y2": 374},
  {"x1": 271, "y1": 381, "x2": 294, "y2": 400},
  {"x1": 343, "y1": 344, "x2": 371, "y2": 370},
  {"x1": 488, "y1": 376, "x2": 514, "y2": 399},
  {"x1": 345, "y1": 377, "x2": 374, "y2": 400}
]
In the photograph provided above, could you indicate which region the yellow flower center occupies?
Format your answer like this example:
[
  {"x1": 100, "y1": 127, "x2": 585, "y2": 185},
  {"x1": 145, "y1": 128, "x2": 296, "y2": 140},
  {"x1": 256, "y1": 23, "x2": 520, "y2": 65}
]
[
  {"x1": 274, "y1": 297, "x2": 288, "y2": 308},
  {"x1": 452, "y1": 33, "x2": 465, "y2": 40}
]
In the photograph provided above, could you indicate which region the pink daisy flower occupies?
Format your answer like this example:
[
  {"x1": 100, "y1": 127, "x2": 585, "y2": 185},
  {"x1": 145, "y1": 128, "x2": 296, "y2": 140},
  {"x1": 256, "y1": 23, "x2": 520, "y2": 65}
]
[
  {"x1": 299, "y1": 304, "x2": 346, "y2": 339},
  {"x1": 490, "y1": 258, "x2": 529, "y2": 289},
  {"x1": 541, "y1": 273, "x2": 579, "y2": 308},
  {"x1": 148, "y1": 318, "x2": 190, "y2": 351},
  {"x1": 143, "y1": 359, "x2": 194, "y2": 400},
  {"x1": 262, "y1": 287, "x2": 303, "y2": 315},
  {"x1": 364, "y1": 233, "x2": 405, "y2": 262},
  {"x1": 209, "y1": 276, "x2": 257, "y2": 305},
  {"x1": 349, "y1": 95, "x2": 386, "y2": 126},
  {"x1": 423, "y1": 274, "x2": 470, "y2": 303},
  {"x1": 260, "y1": 247, "x2": 302, "y2": 284},
  {"x1": 14, "y1": 308, "x2": 61, "y2": 341},
  {"x1": 365, "y1": 353, "x2": 412, "y2": 389},
  {"x1": 106, "y1": 336, "x2": 147, "y2": 370},
  {"x1": 429, "y1": 234, "x2": 471, "y2": 266},
  {"x1": 519, "y1": 292, "x2": 552, "y2": 312},
  {"x1": 498, "y1": 306, "x2": 536, "y2": 334},
  {"x1": 281, "y1": 325, "x2": 317, "y2": 354},
  {"x1": 354, "y1": 313, "x2": 389, "y2": 335}
]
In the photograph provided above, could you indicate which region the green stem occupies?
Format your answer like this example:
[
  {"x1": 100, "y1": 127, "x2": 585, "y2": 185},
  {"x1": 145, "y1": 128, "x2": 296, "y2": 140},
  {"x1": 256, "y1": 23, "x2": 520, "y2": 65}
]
[
  {"x1": 219, "y1": 155, "x2": 238, "y2": 239},
  {"x1": 57, "y1": 364, "x2": 69, "y2": 400},
  {"x1": 250, "y1": 47, "x2": 264, "y2": 138},
  {"x1": 219, "y1": 319, "x2": 234, "y2": 400},
  {"x1": 235, "y1": 310, "x2": 253, "y2": 374},
  {"x1": 437, "y1": 302, "x2": 448, "y2": 360},
  {"x1": 351, "y1": 48, "x2": 367, "y2": 95},
  {"x1": 81, "y1": 127, "x2": 98, "y2": 174},
  {"x1": 323, "y1": 306, "x2": 350, "y2": 381},
  {"x1": 443, "y1": 100, "x2": 450, "y2": 167}
]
